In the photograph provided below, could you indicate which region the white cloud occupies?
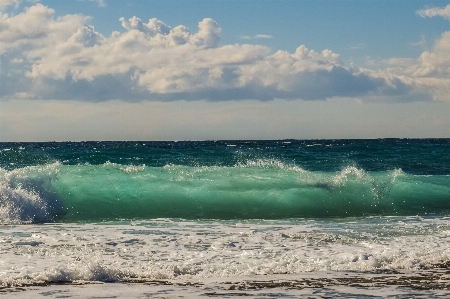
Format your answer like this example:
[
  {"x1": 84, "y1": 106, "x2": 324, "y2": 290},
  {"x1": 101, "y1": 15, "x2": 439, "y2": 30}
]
[
  {"x1": 417, "y1": 5, "x2": 450, "y2": 20},
  {"x1": 255, "y1": 34, "x2": 272, "y2": 39},
  {"x1": 0, "y1": 3, "x2": 434, "y2": 103},
  {"x1": 120, "y1": 16, "x2": 171, "y2": 36},
  {"x1": 240, "y1": 34, "x2": 272, "y2": 40},
  {"x1": 413, "y1": 32, "x2": 450, "y2": 77},
  {"x1": 383, "y1": 6, "x2": 450, "y2": 102},
  {"x1": 0, "y1": 4, "x2": 88, "y2": 54},
  {"x1": 0, "y1": 0, "x2": 20, "y2": 9},
  {"x1": 397, "y1": 31, "x2": 450, "y2": 102}
]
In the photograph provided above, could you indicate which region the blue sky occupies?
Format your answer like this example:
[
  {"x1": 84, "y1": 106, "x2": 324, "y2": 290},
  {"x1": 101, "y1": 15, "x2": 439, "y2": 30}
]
[
  {"x1": 1, "y1": 0, "x2": 449, "y2": 141},
  {"x1": 36, "y1": 0, "x2": 450, "y2": 63}
]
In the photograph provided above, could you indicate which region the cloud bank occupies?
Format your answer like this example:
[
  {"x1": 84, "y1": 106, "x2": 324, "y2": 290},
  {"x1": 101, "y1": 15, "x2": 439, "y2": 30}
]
[{"x1": 0, "y1": 3, "x2": 448, "y2": 102}]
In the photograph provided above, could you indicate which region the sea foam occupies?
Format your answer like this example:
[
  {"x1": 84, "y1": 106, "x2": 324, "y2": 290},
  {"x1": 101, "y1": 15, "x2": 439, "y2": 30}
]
[
  {"x1": 0, "y1": 163, "x2": 63, "y2": 224},
  {"x1": 0, "y1": 218, "x2": 449, "y2": 287}
]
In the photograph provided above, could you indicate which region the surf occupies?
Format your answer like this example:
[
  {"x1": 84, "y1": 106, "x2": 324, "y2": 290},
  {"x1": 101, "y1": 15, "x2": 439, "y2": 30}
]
[{"x1": 1, "y1": 160, "x2": 449, "y2": 223}]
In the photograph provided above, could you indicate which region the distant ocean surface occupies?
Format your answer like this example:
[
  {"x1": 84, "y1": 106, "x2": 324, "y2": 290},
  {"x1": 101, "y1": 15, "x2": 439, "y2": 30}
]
[{"x1": 1, "y1": 139, "x2": 449, "y2": 297}]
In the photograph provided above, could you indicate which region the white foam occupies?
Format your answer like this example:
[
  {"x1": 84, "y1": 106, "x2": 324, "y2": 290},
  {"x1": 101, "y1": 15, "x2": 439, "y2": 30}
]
[
  {"x1": 0, "y1": 217, "x2": 449, "y2": 287},
  {"x1": 0, "y1": 163, "x2": 62, "y2": 224},
  {"x1": 102, "y1": 161, "x2": 146, "y2": 173},
  {"x1": 236, "y1": 159, "x2": 305, "y2": 173},
  {"x1": 0, "y1": 181, "x2": 50, "y2": 224}
]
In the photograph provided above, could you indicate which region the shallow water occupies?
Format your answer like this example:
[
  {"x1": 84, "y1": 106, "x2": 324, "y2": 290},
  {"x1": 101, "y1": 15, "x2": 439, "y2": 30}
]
[{"x1": 0, "y1": 217, "x2": 449, "y2": 292}]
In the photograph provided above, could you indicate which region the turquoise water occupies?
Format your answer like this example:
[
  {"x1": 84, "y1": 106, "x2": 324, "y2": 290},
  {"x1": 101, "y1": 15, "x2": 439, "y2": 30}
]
[{"x1": 1, "y1": 139, "x2": 449, "y2": 223}]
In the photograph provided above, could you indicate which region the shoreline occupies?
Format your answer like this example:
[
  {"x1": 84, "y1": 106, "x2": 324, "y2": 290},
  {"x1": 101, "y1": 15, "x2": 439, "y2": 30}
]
[{"x1": 2, "y1": 269, "x2": 450, "y2": 298}]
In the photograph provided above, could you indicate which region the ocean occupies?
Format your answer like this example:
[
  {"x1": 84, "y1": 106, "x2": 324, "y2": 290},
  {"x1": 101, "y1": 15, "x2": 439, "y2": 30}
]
[{"x1": 0, "y1": 139, "x2": 449, "y2": 298}]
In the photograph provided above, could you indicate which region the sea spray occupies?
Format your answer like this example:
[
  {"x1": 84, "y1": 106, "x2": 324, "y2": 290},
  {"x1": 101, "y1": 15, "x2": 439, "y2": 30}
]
[{"x1": 0, "y1": 163, "x2": 63, "y2": 223}]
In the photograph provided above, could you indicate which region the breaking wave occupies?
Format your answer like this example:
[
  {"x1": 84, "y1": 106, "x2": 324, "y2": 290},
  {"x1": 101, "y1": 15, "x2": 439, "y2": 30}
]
[{"x1": 0, "y1": 160, "x2": 449, "y2": 223}]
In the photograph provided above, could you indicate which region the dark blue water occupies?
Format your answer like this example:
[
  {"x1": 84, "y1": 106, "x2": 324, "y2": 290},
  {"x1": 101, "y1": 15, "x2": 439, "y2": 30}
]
[{"x1": 2, "y1": 139, "x2": 450, "y2": 173}]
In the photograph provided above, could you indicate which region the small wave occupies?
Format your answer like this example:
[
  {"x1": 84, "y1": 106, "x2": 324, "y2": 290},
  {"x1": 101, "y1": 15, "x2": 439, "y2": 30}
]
[{"x1": 43, "y1": 263, "x2": 127, "y2": 283}]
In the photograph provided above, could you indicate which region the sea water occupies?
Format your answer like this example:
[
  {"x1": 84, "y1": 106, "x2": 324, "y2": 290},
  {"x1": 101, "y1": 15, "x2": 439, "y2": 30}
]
[{"x1": 0, "y1": 139, "x2": 449, "y2": 298}]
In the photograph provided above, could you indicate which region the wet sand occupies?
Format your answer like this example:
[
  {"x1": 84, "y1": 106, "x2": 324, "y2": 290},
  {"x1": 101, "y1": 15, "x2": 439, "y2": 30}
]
[{"x1": 2, "y1": 269, "x2": 450, "y2": 298}]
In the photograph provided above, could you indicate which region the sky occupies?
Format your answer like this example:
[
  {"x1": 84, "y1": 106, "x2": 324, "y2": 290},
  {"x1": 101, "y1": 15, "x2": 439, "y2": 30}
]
[{"x1": 0, "y1": 0, "x2": 449, "y2": 141}]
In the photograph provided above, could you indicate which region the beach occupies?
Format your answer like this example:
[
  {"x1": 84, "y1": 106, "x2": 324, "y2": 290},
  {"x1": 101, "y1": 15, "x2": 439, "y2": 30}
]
[{"x1": 3, "y1": 270, "x2": 450, "y2": 298}]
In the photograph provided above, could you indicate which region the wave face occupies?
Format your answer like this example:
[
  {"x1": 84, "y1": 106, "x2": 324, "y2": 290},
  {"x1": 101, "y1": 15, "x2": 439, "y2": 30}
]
[{"x1": 0, "y1": 140, "x2": 449, "y2": 223}]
